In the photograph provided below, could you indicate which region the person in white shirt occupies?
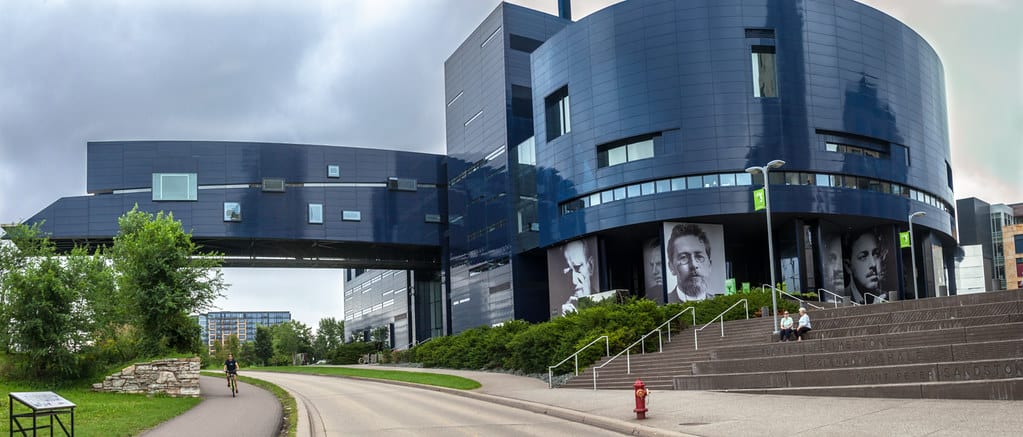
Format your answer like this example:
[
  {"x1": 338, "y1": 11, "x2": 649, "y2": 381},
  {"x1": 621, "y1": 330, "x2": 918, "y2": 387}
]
[
  {"x1": 778, "y1": 310, "x2": 794, "y2": 341},
  {"x1": 795, "y1": 307, "x2": 812, "y2": 341}
]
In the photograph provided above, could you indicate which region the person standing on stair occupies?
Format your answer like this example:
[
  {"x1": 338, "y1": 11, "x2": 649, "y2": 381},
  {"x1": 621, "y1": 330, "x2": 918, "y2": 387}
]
[
  {"x1": 795, "y1": 307, "x2": 812, "y2": 341},
  {"x1": 779, "y1": 310, "x2": 794, "y2": 341}
]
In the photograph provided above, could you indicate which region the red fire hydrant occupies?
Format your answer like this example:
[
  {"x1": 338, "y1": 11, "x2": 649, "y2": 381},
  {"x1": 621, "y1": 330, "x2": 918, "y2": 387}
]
[{"x1": 633, "y1": 379, "x2": 649, "y2": 419}]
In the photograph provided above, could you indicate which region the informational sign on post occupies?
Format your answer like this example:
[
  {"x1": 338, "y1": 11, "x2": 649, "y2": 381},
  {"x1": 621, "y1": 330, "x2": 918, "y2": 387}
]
[
  {"x1": 10, "y1": 392, "x2": 76, "y2": 411},
  {"x1": 9, "y1": 391, "x2": 76, "y2": 437}
]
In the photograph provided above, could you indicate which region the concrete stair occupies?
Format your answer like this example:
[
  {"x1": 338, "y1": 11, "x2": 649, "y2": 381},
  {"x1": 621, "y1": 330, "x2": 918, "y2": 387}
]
[{"x1": 559, "y1": 289, "x2": 1023, "y2": 400}]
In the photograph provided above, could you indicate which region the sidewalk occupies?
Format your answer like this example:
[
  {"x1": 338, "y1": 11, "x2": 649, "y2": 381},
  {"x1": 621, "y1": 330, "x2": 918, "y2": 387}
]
[
  {"x1": 345, "y1": 364, "x2": 1023, "y2": 437},
  {"x1": 140, "y1": 375, "x2": 281, "y2": 437}
]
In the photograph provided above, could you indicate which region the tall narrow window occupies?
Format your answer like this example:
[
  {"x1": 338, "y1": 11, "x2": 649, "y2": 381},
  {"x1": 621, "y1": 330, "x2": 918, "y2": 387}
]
[
  {"x1": 223, "y1": 202, "x2": 241, "y2": 222},
  {"x1": 308, "y1": 204, "x2": 323, "y2": 224},
  {"x1": 751, "y1": 46, "x2": 777, "y2": 98},
  {"x1": 545, "y1": 86, "x2": 571, "y2": 141}
]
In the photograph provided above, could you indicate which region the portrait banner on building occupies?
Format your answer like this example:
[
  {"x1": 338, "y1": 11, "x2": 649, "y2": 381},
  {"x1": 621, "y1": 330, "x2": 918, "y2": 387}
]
[
  {"x1": 642, "y1": 236, "x2": 665, "y2": 304},
  {"x1": 547, "y1": 236, "x2": 600, "y2": 318},
  {"x1": 663, "y1": 222, "x2": 726, "y2": 303},
  {"x1": 842, "y1": 225, "x2": 899, "y2": 304}
]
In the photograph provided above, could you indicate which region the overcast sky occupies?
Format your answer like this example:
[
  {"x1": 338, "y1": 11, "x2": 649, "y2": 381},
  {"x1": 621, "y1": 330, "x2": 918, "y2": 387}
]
[{"x1": 1, "y1": 0, "x2": 1019, "y2": 328}]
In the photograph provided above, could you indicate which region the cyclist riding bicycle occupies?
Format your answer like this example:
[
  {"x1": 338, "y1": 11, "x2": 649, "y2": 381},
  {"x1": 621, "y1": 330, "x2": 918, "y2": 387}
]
[{"x1": 224, "y1": 353, "x2": 239, "y2": 393}]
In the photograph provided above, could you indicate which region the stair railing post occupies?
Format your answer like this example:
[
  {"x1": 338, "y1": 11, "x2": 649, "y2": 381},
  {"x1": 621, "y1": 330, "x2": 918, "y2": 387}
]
[
  {"x1": 574, "y1": 355, "x2": 579, "y2": 376},
  {"x1": 658, "y1": 329, "x2": 663, "y2": 353},
  {"x1": 627, "y1": 349, "x2": 631, "y2": 374}
]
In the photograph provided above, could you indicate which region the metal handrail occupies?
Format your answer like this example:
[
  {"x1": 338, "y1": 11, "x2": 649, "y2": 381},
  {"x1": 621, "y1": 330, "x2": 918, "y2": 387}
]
[
  {"x1": 817, "y1": 288, "x2": 861, "y2": 307},
  {"x1": 863, "y1": 292, "x2": 888, "y2": 303},
  {"x1": 405, "y1": 337, "x2": 433, "y2": 350},
  {"x1": 778, "y1": 289, "x2": 824, "y2": 310},
  {"x1": 696, "y1": 298, "x2": 749, "y2": 338},
  {"x1": 589, "y1": 306, "x2": 697, "y2": 390},
  {"x1": 547, "y1": 335, "x2": 609, "y2": 389}
]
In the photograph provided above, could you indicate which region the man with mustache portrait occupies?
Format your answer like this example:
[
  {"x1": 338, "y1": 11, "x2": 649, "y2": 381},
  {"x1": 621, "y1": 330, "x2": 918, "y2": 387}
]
[{"x1": 666, "y1": 223, "x2": 717, "y2": 303}]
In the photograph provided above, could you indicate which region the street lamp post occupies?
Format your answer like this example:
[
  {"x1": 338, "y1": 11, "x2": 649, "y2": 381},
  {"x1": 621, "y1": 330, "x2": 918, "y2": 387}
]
[
  {"x1": 746, "y1": 160, "x2": 785, "y2": 334},
  {"x1": 908, "y1": 211, "x2": 926, "y2": 300}
]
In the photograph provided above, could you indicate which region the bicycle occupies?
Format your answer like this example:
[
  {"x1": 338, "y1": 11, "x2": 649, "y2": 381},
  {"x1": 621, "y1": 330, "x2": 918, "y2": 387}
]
[{"x1": 227, "y1": 372, "x2": 238, "y2": 397}]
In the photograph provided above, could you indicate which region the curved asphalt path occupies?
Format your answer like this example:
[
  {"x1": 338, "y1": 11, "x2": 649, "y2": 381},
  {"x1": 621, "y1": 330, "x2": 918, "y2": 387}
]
[
  {"x1": 140, "y1": 375, "x2": 281, "y2": 437},
  {"x1": 246, "y1": 370, "x2": 626, "y2": 436}
]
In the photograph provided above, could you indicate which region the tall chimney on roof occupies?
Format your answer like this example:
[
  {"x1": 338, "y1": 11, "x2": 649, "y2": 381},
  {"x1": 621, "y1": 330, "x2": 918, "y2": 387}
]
[{"x1": 558, "y1": 0, "x2": 571, "y2": 20}]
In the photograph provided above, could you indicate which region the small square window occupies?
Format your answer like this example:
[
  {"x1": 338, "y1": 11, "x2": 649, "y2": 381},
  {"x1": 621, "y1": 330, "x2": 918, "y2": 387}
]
[
  {"x1": 224, "y1": 202, "x2": 241, "y2": 222},
  {"x1": 720, "y1": 174, "x2": 736, "y2": 187},
  {"x1": 309, "y1": 204, "x2": 323, "y2": 224},
  {"x1": 327, "y1": 165, "x2": 340, "y2": 178},
  {"x1": 601, "y1": 190, "x2": 614, "y2": 203},
  {"x1": 703, "y1": 175, "x2": 719, "y2": 188},
  {"x1": 589, "y1": 193, "x2": 601, "y2": 207},
  {"x1": 687, "y1": 176, "x2": 702, "y2": 189},
  {"x1": 342, "y1": 211, "x2": 362, "y2": 221},
  {"x1": 425, "y1": 214, "x2": 441, "y2": 223},
  {"x1": 640, "y1": 182, "x2": 655, "y2": 195},
  {"x1": 613, "y1": 187, "x2": 627, "y2": 201},
  {"x1": 735, "y1": 173, "x2": 753, "y2": 186},
  {"x1": 671, "y1": 177, "x2": 686, "y2": 191},
  {"x1": 627, "y1": 185, "x2": 641, "y2": 198},
  {"x1": 656, "y1": 180, "x2": 671, "y2": 193}
]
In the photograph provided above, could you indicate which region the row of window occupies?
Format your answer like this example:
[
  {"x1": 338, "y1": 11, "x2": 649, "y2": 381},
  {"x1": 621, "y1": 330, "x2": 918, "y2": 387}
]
[
  {"x1": 560, "y1": 171, "x2": 953, "y2": 215},
  {"x1": 826, "y1": 142, "x2": 885, "y2": 158},
  {"x1": 222, "y1": 201, "x2": 445, "y2": 225},
  {"x1": 150, "y1": 173, "x2": 420, "y2": 202}
]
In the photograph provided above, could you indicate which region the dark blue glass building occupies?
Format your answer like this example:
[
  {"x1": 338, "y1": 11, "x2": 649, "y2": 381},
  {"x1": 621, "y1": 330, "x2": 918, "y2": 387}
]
[{"x1": 20, "y1": 0, "x2": 957, "y2": 343}]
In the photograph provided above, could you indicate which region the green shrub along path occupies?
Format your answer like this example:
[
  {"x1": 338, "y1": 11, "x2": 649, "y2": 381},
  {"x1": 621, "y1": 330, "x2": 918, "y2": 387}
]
[
  {"x1": 0, "y1": 382, "x2": 200, "y2": 437},
  {"x1": 255, "y1": 366, "x2": 482, "y2": 390}
]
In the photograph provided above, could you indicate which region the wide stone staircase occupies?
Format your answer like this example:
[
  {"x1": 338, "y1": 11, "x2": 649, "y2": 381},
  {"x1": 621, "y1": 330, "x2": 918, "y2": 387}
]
[{"x1": 560, "y1": 289, "x2": 1023, "y2": 400}]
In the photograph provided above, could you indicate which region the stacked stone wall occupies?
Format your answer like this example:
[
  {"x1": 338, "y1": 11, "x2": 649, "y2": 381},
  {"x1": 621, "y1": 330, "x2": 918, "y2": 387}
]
[{"x1": 92, "y1": 357, "x2": 200, "y2": 397}]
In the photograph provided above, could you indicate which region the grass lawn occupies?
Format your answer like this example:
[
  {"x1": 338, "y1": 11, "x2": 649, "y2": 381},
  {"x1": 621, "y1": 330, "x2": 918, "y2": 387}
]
[
  {"x1": 1, "y1": 382, "x2": 200, "y2": 437},
  {"x1": 255, "y1": 366, "x2": 482, "y2": 390}
]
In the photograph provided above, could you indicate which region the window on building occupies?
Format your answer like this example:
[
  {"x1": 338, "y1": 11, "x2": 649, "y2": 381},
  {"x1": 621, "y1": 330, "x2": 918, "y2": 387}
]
[
  {"x1": 262, "y1": 178, "x2": 285, "y2": 192},
  {"x1": 825, "y1": 142, "x2": 885, "y2": 158},
  {"x1": 545, "y1": 86, "x2": 571, "y2": 141},
  {"x1": 308, "y1": 204, "x2": 323, "y2": 224},
  {"x1": 387, "y1": 177, "x2": 417, "y2": 191},
  {"x1": 597, "y1": 135, "x2": 657, "y2": 168},
  {"x1": 1015, "y1": 235, "x2": 1023, "y2": 254},
  {"x1": 152, "y1": 173, "x2": 197, "y2": 201},
  {"x1": 342, "y1": 210, "x2": 361, "y2": 221},
  {"x1": 751, "y1": 45, "x2": 777, "y2": 98},
  {"x1": 328, "y1": 165, "x2": 340, "y2": 178},
  {"x1": 425, "y1": 214, "x2": 442, "y2": 223},
  {"x1": 223, "y1": 202, "x2": 241, "y2": 222}
]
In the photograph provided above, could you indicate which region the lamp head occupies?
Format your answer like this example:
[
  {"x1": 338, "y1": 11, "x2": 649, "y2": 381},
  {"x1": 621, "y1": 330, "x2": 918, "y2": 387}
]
[
  {"x1": 767, "y1": 159, "x2": 786, "y2": 169},
  {"x1": 910, "y1": 211, "x2": 926, "y2": 219},
  {"x1": 744, "y1": 166, "x2": 761, "y2": 175}
]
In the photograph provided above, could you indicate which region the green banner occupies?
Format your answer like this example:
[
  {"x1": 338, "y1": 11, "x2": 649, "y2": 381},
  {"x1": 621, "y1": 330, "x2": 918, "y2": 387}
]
[
  {"x1": 753, "y1": 188, "x2": 766, "y2": 211},
  {"x1": 742, "y1": 282, "x2": 751, "y2": 294},
  {"x1": 900, "y1": 231, "x2": 911, "y2": 248},
  {"x1": 725, "y1": 278, "x2": 737, "y2": 295}
]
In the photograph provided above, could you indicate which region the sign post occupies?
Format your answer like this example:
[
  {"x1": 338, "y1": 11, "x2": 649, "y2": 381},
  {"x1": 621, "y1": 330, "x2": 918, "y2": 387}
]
[{"x1": 9, "y1": 392, "x2": 76, "y2": 437}]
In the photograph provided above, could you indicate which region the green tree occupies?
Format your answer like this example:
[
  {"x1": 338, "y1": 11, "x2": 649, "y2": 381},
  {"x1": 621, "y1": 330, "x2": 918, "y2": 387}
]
[
  {"x1": 254, "y1": 325, "x2": 273, "y2": 366},
  {"x1": 312, "y1": 317, "x2": 344, "y2": 361},
  {"x1": 272, "y1": 321, "x2": 312, "y2": 365},
  {"x1": 0, "y1": 223, "x2": 53, "y2": 353},
  {"x1": 238, "y1": 341, "x2": 257, "y2": 367},
  {"x1": 109, "y1": 206, "x2": 225, "y2": 355},
  {"x1": 6, "y1": 245, "x2": 98, "y2": 382}
]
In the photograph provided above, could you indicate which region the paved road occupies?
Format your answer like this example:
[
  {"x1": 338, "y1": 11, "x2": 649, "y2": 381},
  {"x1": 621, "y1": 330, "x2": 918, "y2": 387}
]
[
  {"x1": 246, "y1": 371, "x2": 626, "y2": 436},
  {"x1": 140, "y1": 375, "x2": 281, "y2": 437}
]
